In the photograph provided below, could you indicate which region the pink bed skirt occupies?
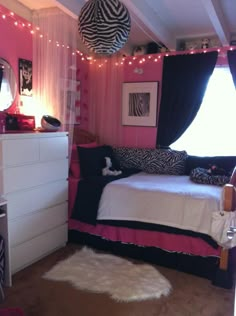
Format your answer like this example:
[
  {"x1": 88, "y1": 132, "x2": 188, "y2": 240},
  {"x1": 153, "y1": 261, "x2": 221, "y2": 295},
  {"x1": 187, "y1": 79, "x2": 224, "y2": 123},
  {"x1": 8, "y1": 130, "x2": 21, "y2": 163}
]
[{"x1": 69, "y1": 177, "x2": 221, "y2": 258}]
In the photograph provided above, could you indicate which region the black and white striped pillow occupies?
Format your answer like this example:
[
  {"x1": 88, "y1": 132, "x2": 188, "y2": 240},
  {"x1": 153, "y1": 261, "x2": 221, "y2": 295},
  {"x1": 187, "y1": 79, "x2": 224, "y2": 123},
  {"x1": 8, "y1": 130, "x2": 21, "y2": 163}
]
[
  {"x1": 143, "y1": 149, "x2": 187, "y2": 175},
  {"x1": 113, "y1": 147, "x2": 187, "y2": 175},
  {"x1": 113, "y1": 147, "x2": 151, "y2": 170},
  {"x1": 78, "y1": 0, "x2": 131, "y2": 55}
]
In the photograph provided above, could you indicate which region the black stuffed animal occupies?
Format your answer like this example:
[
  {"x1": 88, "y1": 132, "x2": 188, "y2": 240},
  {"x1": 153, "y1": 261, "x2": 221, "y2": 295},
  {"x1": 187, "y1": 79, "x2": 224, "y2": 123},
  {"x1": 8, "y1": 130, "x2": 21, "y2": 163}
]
[{"x1": 207, "y1": 165, "x2": 226, "y2": 176}]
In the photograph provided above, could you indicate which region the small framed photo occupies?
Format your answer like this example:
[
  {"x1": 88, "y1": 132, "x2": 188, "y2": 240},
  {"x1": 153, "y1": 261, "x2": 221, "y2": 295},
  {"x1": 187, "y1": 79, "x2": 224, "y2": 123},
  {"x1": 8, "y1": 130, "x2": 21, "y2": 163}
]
[
  {"x1": 122, "y1": 81, "x2": 159, "y2": 127},
  {"x1": 19, "y1": 58, "x2": 32, "y2": 96}
]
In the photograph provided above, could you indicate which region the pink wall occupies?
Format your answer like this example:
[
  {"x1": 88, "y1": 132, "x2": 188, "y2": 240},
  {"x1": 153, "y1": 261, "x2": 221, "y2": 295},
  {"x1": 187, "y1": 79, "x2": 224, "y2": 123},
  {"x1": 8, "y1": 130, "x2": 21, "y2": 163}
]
[
  {"x1": 0, "y1": 4, "x2": 90, "y2": 131},
  {"x1": 77, "y1": 48, "x2": 230, "y2": 149},
  {"x1": 122, "y1": 56, "x2": 163, "y2": 148},
  {"x1": 0, "y1": 5, "x2": 32, "y2": 113},
  {"x1": 76, "y1": 59, "x2": 89, "y2": 130},
  {"x1": 76, "y1": 54, "x2": 163, "y2": 148}
]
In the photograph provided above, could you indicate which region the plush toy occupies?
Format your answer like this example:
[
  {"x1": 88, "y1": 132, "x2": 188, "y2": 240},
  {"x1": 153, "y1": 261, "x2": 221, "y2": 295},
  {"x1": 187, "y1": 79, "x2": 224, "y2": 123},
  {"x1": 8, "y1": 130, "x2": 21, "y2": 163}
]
[
  {"x1": 133, "y1": 46, "x2": 147, "y2": 56},
  {"x1": 207, "y1": 165, "x2": 226, "y2": 176},
  {"x1": 201, "y1": 38, "x2": 210, "y2": 49},
  {"x1": 102, "y1": 157, "x2": 122, "y2": 176},
  {"x1": 186, "y1": 41, "x2": 198, "y2": 51}
]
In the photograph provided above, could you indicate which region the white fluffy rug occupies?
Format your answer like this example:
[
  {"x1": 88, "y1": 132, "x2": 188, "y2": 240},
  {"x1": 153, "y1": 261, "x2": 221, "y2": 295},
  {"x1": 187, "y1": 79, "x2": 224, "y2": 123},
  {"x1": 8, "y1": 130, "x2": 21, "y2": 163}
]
[{"x1": 43, "y1": 247, "x2": 171, "y2": 302}]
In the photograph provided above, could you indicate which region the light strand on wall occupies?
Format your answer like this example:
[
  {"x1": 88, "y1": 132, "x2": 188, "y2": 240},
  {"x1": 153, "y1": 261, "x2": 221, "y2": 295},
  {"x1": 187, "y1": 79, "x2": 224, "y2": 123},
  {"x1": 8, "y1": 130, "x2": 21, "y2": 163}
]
[
  {"x1": 86, "y1": 45, "x2": 236, "y2": 69},
  {"x1": 0, "y1": 5, "x2": 86, "y2": 59},
  {"x1": 1, "y1": 4, "x2": 235, "y2": 68},
  {"x1": 0, "y1": 7, "x2": 33, "y2": 32}
]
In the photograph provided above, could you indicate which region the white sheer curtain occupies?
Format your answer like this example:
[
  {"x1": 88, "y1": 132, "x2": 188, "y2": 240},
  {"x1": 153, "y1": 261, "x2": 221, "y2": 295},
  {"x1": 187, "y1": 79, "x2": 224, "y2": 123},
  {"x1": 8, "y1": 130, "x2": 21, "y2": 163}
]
[
  {"x1": 32, "y1": 8, "x2": 77, "y2": 145},
  {"x1": 88, "y1": 55, "x2": 125, "y2": 145}
]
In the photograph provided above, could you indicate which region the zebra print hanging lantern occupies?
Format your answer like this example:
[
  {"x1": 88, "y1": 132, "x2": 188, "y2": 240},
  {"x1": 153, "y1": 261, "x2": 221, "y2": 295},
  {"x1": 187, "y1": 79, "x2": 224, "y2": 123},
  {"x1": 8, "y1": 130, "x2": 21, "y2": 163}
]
[{"x1": 78, "y1": 0, "x2": 131, "y2": 55}]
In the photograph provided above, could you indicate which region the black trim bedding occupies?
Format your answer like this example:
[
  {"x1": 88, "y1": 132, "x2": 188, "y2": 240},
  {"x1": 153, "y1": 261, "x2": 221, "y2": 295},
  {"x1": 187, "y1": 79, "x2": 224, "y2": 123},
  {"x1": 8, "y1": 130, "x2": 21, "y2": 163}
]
[
  {"x1": 71, "y1": 168, "x2": 139, "y2": 225},
  {"x1": 71, "y1": 172, "x2": 219, "y2": 249},
  {"x1": 68, "y1": 230, "x2": 222, "y2": 281},
  {"x1": 97, "y1": 220, "x2": 219, "y2": 249},
  {"x1": 69, "y1": 130, "x2": 236, "y2": 289},
  {"x1": 71, "y1": 175, "x2": 123, "y2": 225}
]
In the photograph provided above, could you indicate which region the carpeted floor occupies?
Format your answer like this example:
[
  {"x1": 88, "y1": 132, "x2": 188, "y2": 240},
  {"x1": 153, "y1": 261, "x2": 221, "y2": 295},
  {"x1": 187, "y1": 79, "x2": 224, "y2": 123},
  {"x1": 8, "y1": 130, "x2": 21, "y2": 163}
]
[{"x1": 0, "y1": 243, "x2": 235, "y2": 316}]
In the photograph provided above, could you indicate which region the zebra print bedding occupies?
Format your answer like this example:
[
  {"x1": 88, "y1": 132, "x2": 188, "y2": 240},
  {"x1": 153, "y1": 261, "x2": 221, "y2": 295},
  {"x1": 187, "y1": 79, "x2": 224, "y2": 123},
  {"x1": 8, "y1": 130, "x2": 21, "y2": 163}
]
[
  {"x1": 78, "y1": 0, "x2": 131, "y2": 55},
  {"x1": 113, "y1": 147, "x2": 187, "y2": 175}
]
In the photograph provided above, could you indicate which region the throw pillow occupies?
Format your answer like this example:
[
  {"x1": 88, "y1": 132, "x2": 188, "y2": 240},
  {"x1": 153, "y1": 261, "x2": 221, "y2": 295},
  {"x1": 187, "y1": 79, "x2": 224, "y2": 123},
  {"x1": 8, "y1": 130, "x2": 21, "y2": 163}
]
[
  {"x1": 143, "y1": 149, "x2": 188, "y2": 175},
  {"x1": 70, "y1": 142, "x2": 98, "y2": 179},
  {"x1": 190, "y1": 167, "x2": 230, "y2": 186},
  {"x1": 71, "y1": 142, "x2": 98, "y2": 162},
  {"x1": 78, "y1": 145, "x2": 120, "y2": 178},
  {"x1": 113, "y1": 147, "x2": 151, "y2": 170}
]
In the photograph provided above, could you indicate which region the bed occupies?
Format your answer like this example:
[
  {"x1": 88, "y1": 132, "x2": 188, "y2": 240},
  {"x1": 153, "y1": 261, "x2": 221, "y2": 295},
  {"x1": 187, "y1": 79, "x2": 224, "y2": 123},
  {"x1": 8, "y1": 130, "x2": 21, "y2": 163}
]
[{"x1": 68, "y1": 127, "x2": 236, "y2": 288}]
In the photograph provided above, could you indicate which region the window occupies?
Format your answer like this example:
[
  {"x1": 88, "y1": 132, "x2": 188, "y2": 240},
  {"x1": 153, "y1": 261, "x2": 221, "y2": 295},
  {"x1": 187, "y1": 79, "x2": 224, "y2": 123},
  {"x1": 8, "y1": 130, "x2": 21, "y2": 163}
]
[{"x1": 171, "y1": 66, "x2": 236, "y2": 156}]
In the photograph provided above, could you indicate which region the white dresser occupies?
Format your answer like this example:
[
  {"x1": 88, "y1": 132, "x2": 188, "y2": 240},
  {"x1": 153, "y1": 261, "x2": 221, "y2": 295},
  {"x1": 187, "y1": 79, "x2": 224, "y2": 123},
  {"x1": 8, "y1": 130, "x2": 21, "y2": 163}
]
[{"x1": 0, "y1": 131, "x2": 68, "y2": 285}]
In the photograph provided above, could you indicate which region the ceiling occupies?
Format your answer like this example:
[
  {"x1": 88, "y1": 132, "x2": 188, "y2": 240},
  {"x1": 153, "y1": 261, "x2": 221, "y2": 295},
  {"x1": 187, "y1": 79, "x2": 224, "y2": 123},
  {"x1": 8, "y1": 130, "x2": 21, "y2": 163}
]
[{"x1": 8, "y1": 0, "x2": 236, "y2": 55}]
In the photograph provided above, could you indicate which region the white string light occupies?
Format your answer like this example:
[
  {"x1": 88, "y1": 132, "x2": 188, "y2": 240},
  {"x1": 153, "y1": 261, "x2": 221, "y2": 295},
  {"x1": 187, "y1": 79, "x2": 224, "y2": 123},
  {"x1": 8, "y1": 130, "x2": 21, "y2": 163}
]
[
  {"x1": 1, "y1": 4, "x2": 235, "y2": 68},
  {"x1": 0, "y1": 5, "x2": 84, "y2": 58},
  {"x1": 87, "y1": 44, "x2": 236, "y2": 69}
]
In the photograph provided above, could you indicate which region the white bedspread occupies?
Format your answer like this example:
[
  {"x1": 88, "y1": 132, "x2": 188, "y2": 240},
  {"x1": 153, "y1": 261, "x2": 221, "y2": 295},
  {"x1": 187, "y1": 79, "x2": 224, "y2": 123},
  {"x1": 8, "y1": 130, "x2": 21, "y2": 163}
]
[{"x1": 97, "y1": 172, "x2": 223, "y2": 237}]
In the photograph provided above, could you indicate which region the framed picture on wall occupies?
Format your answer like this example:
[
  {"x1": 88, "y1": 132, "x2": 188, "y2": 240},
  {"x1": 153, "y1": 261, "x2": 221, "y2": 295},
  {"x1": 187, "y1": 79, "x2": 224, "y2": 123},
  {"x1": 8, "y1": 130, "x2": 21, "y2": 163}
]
[
  {"x1": 122, "y1": 81, "x2": 159, "y2": 127},
  {"x1": 19, "y1": 58, "x2": 32, "y2": 96}
]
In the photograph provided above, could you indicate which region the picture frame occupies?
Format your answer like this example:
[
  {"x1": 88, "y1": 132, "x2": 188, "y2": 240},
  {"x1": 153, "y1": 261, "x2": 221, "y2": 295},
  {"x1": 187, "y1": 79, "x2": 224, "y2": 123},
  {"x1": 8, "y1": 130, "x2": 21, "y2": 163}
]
[
  {"x1": 19, "y1": 58, "x2": 32, "y2": 96},
  {"x1": 122, "y1": 81, "x2": 159, "y2": 127}
]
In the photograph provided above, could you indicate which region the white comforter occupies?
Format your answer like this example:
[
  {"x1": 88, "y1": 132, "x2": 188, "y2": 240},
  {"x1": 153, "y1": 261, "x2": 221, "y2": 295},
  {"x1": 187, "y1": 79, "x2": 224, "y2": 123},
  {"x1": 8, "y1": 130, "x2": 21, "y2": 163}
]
[{"x1": 97, "y1": 172, "x2": 223, "y2": 238}]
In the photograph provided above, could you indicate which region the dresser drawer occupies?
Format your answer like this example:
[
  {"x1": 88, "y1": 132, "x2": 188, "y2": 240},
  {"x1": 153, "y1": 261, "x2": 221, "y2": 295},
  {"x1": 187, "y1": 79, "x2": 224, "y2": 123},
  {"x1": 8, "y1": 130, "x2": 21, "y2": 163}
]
[
  {"x1": 10, "y1": 224, "x2": 67, "y2": 274},
  {"x1": 2, "y1": 159, "x2": 68, "y2": 194},
  {"x1": 40, "y1": 136, "x2": 68, "y2": 161},
  {"x1": 7, "y1": 180, "x2": 68, "y2": 220},
  {"x1": 1, "y1": 138, "x2": 39, "y2": 166},
  {"x1": 9, "y1": 202, "x2": 68, "y2": 247}
]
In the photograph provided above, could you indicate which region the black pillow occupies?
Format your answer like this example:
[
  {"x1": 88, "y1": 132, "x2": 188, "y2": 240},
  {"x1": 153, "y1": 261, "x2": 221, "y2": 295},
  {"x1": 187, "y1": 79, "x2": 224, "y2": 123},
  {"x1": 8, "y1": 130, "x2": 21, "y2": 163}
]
[{"x1": 77, "y1": 145, "x2": 120, "y2": 178}]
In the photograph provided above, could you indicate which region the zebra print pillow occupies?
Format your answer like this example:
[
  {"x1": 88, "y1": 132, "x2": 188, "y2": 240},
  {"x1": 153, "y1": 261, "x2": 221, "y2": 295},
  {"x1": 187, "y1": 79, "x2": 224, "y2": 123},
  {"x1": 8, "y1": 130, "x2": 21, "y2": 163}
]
[
  {"x1": 143, "y1": 149, "x2": 187, "y2": 175},
  {"x1": 78, "y1": 0, "x2": 131, "y2": 55},
  {"x1": 113, "y1": 147, "x2": 151, "y2": 170},
  {"x1": 113, "y1": 147, "x2": 187, "y2": 175},
  {"x1": 190, "y1": 168, "x2": 230, "y2": 186}
]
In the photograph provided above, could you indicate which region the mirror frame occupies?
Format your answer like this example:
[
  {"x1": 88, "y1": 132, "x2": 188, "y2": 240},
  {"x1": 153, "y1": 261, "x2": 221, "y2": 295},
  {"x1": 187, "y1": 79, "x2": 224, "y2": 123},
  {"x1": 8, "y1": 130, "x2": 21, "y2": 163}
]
[{"x1": 0, "y1": 58, "x2": 17, "y2": 111}]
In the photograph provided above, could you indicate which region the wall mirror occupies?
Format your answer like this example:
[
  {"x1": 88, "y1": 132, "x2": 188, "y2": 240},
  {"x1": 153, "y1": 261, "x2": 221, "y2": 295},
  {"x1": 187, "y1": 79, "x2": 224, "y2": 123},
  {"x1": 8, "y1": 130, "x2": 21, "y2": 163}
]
[{"x1": 0, "y1": 58, "x2": 17, "y2": 111}]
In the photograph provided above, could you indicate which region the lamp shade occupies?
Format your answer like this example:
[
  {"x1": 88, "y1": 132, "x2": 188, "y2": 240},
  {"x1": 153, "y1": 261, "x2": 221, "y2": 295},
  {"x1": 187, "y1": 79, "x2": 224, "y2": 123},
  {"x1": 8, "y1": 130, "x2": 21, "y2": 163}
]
[{"x1": 78, "y1": 0, "x2": 131, "y2": 55}]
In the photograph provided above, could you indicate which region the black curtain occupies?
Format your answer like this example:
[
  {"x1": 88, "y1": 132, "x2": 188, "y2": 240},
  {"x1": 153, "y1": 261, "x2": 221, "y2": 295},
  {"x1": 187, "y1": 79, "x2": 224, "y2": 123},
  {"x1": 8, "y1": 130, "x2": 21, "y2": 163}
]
[
  {"x1": 156, "y1": 51, "x2": 218, "y2": 148},
  {"x1": 227, "y1": 50, "x2": 236, "y2": 88}
]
